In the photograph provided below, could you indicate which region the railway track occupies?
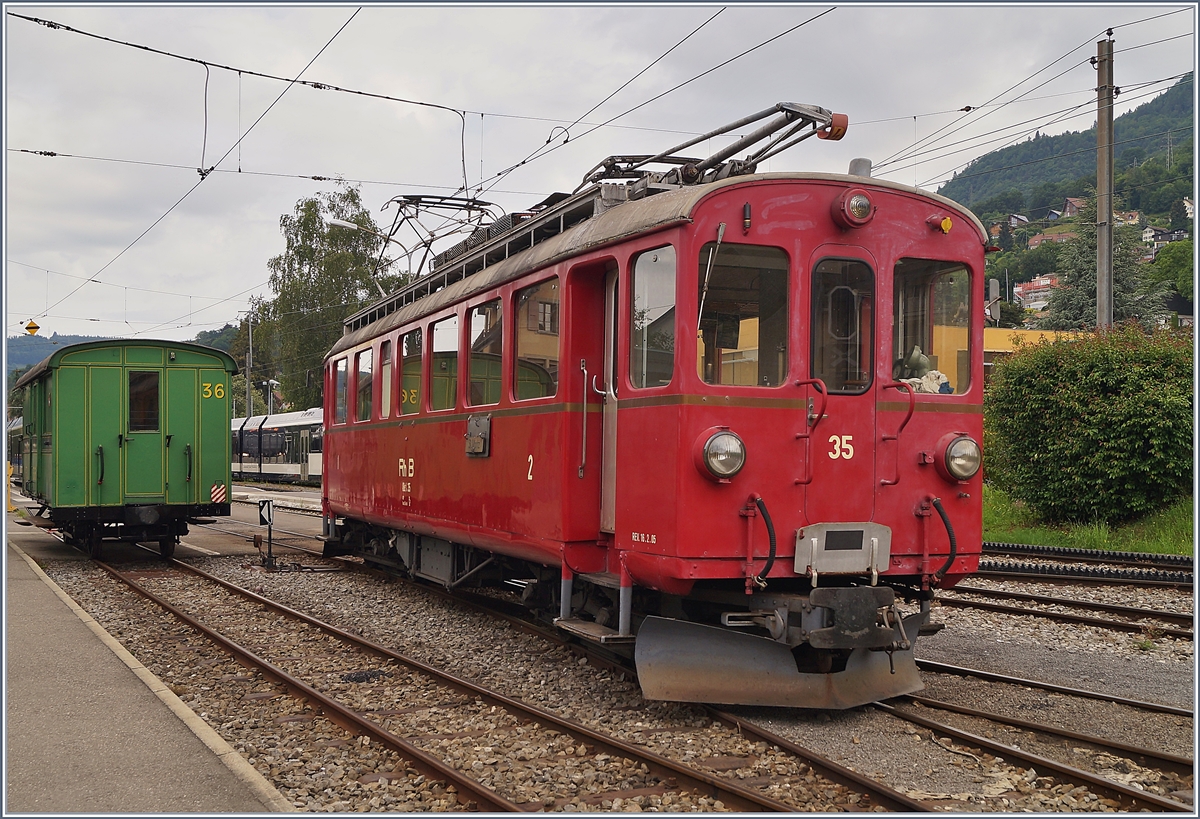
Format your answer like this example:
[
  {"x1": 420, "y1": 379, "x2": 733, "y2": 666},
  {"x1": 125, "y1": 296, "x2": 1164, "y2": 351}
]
[
  {"x1": 979, "y1": 542, "x2": 1193, "y2": 587},
  {"x1": 92, "y1": 558, "x2": 923, "y2": 812},
  {"x1": 331, "y1": 562, "x2": 1194, "y2": 812},
  {"x1": 877, "y1": 700, "x2": 1191, "y2": 811},
  {"x1": 939, "y1": 586, "x2": 1193, "y2": 640}
]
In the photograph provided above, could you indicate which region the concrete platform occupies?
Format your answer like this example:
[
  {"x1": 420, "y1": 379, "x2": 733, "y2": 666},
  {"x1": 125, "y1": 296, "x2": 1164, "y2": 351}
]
[{"x1": 5, "y1": 520, "x2": 292, "y2": 813}]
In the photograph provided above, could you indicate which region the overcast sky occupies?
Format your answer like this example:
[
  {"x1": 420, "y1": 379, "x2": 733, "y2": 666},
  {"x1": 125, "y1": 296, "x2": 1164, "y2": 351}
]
[{"x1": 4, "y1": 3, "x2": 1195, "y2": 345}]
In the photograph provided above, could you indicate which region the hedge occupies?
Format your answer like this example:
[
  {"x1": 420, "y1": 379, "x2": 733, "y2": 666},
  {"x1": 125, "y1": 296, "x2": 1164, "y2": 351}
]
[{"x1": 984, "y1": 324, "x2": 1193, "y2": 524}]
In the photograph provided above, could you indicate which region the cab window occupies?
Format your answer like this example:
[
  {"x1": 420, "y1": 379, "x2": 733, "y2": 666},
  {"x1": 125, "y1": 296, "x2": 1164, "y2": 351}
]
[
  {"x1": 696, "y1": 244, "x2": 788, "y2": 387},
  {"x1": 811, "y1": 259, "x2": 874, "y2": 394},
  {"x1": 630, "y1": 246, "x2": 676, "y2": 389},
  {"x1": 893, "y1": 259, "x2": 971, "y2": 394}
]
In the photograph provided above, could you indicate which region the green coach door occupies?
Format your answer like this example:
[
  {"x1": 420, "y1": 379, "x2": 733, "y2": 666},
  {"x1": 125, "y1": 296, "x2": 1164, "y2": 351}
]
[
  {"x1": 165, "y1": 369, "x2": 197, "y2": 504},
  {"x1": 198, "y1": 369, "x2": 231, "y2": 502},
  {"x1": 89, "y1": 367, "x2": 124, "y2": 506},
  {"x1": 124, "y1": 369, "x2": 166, "y2": 499}
]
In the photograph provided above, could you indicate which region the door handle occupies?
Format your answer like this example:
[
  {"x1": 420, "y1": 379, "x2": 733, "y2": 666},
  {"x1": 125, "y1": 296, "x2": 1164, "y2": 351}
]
[{"x1": 591, "y1": 375, "x2": 607, "y2": 401}]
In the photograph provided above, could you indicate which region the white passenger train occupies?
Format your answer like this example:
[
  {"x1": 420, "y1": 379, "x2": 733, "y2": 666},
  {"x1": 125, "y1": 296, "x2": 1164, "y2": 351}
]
[{"x1": 231, "y1": 408, "x2": 323, "y2": 485}]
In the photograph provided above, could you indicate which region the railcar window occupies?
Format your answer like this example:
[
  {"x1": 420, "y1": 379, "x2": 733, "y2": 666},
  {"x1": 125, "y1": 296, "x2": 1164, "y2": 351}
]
[
  {"x1": 401, "y1": 329, "x2": 422, "y2": 414},
  {"x1": 811, "y1": 259, "x2": 874, "y2": 394},
  {"x1": 630, "y1": 246, "x2": 676, "y2": 388},
  {"x1": 129, "y1": 371, "x2": 160, "y2": 431},
  {"x1": 356, "y1": 349, "x2": 373, "y2": 422},
  {"x1": 893, "y1": 259, "x2": 972, "y2": 394},
  {"x1": 514, "y1": 277, "x2": 560, "y2": 399},
  {"x1": 696, "y1": 243, "x2": 789, "y2": 387},
  {"x1": 468, "y1": 299, "x2": 503, "y2": 406},
  {"x1": 431, "y1": 316, "x2": 459, "y2": 410},
  {"x1": 334, "y1": 359, "x2": 348, "y2": 424},
  {"x1": 380, "y1": 341, "x2": 392, "y2": 419}
]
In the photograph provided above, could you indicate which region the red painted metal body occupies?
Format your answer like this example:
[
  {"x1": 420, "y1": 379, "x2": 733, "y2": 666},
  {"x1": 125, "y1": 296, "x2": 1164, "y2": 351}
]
[{"x1": 323, "y1": 173, "x2": 985, "y2": 597}]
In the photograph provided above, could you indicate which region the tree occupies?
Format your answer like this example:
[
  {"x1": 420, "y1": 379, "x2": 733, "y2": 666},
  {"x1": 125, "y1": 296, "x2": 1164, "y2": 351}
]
[
  {"x1": 1148, "y1": 239, "x2": 1195, "y2": 300},
  {"x1": 7, "y1": 365, "x2": 30, "y2": 419},
  {"x1": 993, "y1": 299, "x2": 1028, "y2": 328},
  {"x1": 192, "y1": 323, "x2": 238, "y2": 352},
  {"x1": 1038, "y1": 195, "x2": 1167, "y2": 330},
  {"x1": 262, "y1": 183, "x2": 406, "y2": 410},
  {"x1": 231, "y1": 373, "x2": 269, "y2": 418},
  {"x1": 985, "y1": 325, "x2": 1192, "y2": 524},
  {"x1": 1170, "y1": 198, "x2": 1191, "y2": 232}
]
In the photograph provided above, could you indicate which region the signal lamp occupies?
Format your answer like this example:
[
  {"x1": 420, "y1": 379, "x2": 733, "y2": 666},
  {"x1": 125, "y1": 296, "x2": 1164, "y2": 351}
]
[{"x1": 831, "y1": 188, "x2": 875, "y2": 229}]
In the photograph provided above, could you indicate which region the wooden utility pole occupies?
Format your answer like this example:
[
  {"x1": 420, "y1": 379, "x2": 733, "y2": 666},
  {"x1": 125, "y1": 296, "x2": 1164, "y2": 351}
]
[{"x1": 1095, "y1": 33, "x2": 1114, "y2": 329}]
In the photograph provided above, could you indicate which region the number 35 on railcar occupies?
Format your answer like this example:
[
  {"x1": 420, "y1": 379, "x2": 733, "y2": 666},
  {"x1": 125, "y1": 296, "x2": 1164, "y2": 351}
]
[
  {"x1": 14, "y1": 340, "x2": 237, "y2": 558},
  {"x1": 322, "y1": 103, "x2": 986, "y2": 709}
]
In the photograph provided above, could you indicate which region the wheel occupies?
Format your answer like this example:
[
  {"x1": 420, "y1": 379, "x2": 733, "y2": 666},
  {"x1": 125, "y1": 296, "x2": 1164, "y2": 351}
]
[{"x1": 158, "y1": 537, "x2": 176, "y2": 559}]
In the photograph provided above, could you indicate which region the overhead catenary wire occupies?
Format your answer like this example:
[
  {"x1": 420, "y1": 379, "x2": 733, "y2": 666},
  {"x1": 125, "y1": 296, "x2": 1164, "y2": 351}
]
[
  {"x1": 876, "y1": 8, "x2": 1192, "y2": 171},
  {"x1": 25, "y1": 9, "x2": 361, "y2": 327}
]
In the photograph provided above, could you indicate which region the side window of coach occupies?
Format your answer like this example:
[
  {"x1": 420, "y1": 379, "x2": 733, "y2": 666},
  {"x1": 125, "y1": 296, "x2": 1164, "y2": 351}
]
[
  {"x1": 468, "y1": 299, "x2": 503, "y2": 406},
  {"x1": 401, "y1": 329, "x2": 422, "y2": 414},
  {"x1": 893, "y1": 259, "x2": 971, "y2": 394},
  {"x1": 334, "y1": 358, "x2": 348, "y2": 424},
  {"x1": 380, "y1": 341, "x2": 392, "y2": 419},
  {"x1": 431, "y1": 315, "x2": 459, "y2": 410},
  {"x1": 355, "y1": 348, "x2": 373, "y2": 422},
  {"x1": 514, "y1": 277, "x2": 560, "y2": 399},
  {"x1": 630, "y1": 246, "x2": 676, "y2": 389}
]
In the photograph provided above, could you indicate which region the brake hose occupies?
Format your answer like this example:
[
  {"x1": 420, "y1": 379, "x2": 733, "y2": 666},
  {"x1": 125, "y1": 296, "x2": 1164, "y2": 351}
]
[
  {"x1": 931, "y1": 497, "x2": 957, "y2": 581},
  {"x1": 753, "y1": 496, "x2": 777, "y2": 586}
]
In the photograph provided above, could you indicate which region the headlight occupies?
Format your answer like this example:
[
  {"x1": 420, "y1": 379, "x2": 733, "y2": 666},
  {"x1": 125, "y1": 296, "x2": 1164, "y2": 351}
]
[
  {"x1": 848, "y1": 194, "x2": 872, "y2": 219},
  {"x1": 694, "y1": 429, "x2": 746, "y2": 481},
  {"x1": 944, "y1": 435, "x2": 981, "y2": 481}
]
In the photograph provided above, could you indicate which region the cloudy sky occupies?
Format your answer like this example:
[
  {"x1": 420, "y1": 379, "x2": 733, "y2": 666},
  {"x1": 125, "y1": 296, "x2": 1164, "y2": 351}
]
[{"x1": 4, "y1": 3, "x2": 1195, "y2": 344}]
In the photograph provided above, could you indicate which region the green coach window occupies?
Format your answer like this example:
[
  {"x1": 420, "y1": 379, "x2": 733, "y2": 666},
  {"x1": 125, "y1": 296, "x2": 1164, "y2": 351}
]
[{"x1": 129, "y1": 371, "x2": 160, "y2": 431}]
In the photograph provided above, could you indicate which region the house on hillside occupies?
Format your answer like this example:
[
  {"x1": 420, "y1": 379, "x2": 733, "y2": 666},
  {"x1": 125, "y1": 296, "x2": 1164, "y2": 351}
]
[
  {"x1": 1046, "y1": 210, "x2": 1062, "y2": 221},
  {"x1": 1113, "y1": 211, "x2": 1141, "y2": 226},
  {"x1": 1013, "y1": 274, "x2": 1059, "y2": 311},
  {"x1": 1063, "y1": 197, "x2": 1088, "y2": 217},
  {"x1": 1027, "y1": 232, "x2": 1076, "y2": 249},
  {"x1": 1144, "y1": 226, "x2": 1190, "y2": 250},
  {"x1": 1185, "y1": 199, "x2": 1195, "y2": 220}
]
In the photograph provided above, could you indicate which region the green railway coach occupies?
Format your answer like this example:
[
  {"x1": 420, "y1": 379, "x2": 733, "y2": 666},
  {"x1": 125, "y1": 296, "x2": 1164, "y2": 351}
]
[{"x1": 13, "y1": 339, "x2": 237, "y2": 558}]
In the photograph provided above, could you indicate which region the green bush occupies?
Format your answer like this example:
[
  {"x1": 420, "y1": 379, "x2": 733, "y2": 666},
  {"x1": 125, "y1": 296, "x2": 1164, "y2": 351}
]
[{"x1": 984, "y1": 324, "x2": 1193, "y2": 524}]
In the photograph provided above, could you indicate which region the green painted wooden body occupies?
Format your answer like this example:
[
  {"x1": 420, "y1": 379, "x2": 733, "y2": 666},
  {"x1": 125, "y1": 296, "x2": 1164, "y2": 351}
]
[{"x1": 16, "y1": 340, "x2": 237, "y2": 511}]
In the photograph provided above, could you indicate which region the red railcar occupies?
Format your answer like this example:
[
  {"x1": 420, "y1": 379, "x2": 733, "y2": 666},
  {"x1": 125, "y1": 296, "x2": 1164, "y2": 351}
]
[{"x1": 323, "y1": 104, "x2": 986, "y2": 708}]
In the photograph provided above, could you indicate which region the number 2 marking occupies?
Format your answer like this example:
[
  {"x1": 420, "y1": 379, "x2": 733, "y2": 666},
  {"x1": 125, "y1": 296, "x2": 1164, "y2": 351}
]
[
  {"x1": 527, "y1": 455, "x2": 534, "y2": 480},
  {"x1": 828, "y1": 434, "x2": 854, "y2": 459}
]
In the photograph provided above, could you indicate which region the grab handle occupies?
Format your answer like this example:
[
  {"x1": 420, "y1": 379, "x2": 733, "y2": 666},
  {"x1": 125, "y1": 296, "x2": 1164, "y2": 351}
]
[
  {"x1": 185, "y1": 444, "x2": 193, "y2": 482},
  {"x1": 578, "y1": 359, "x2": 588, "y2": 478},
  {"x1": 880, "y1": 381, "x2": 915, "y2": 486},
  {"x1": 791, "y1": 378, "x2": 828, "y2": 486},
  {"x1": 95, "y1": 445, "x2": 104, "y2": 485}
]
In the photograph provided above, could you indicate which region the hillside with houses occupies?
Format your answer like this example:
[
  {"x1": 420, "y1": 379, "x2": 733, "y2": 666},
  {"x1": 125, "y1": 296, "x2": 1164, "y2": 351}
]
[{"x1": 937, "y1": 73, "x2": 1194, "y2": 331}]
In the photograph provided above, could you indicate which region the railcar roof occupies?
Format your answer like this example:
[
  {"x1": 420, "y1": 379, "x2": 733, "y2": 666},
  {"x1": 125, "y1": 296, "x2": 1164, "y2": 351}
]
[
  {"x1": 13, "y1": 338, "x2": 238, "y2": 390},
  {"x1": 328, "y1": 172, "x2": 986, "y2": 360},
  {"x1": 233, "y1": 408, "x2": 323, "y2": 430}
]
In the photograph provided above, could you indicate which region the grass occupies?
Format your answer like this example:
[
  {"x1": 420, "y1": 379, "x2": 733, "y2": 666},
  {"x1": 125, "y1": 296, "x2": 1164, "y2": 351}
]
[{"x1": 982, "y1": 484, "x2": 1194, "y2": 555}]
